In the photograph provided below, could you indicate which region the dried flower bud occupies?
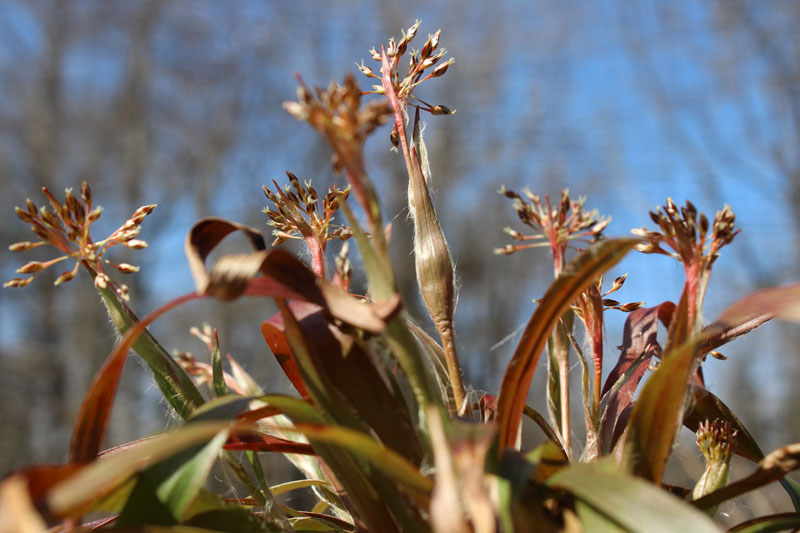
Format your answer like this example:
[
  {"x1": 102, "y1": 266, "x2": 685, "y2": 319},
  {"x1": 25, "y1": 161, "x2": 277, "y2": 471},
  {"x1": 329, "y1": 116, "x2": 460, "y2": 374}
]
[
  {"x1": 390, "y1": 126, "x2": 400, "y2": 148},
  {"x1": 283, "y1": 101, "x2": 309, "y2": 121},
  {"x1": 88, "y1": 206, "x2": 103, "y2": 222},
  {"x1": 430, "y1": 105, "x2": 454, "y2": 115},
  {"x1": 54, "y1": 270, "x2": 75, "y2": 286},
  {"x1": 115, "y1": 263, "x2": 140, "y2": 273},
  {"x1": 65, "y1": 188, "x2": 79, "y2": 215},
  {"x1": 618, "y1": 302, "x2": 644, "y2": 312},
  {"x1": 94, "y1": 273, "x2": 109, "y2": 289},
  {"x1": 125, "y1": 239, "x2": 148, "y2": 249},
  {"x1": 387, "y1": 38, "x2": 398, "y2": 57},
  {"x1": 495, "y1": 245, "x2": 516, "y2": 255},
  {"x1": 81, "y1": 181, "x2": 92, "y2": 204},
  {"x1": 356, "y1": 62, "x2": 371, "y2": 76},
  {"x1": 432, "y1": 58, "x2": 454, "y2": 77},
  {"x1": 590, "y1": 218, "x2": 610, "y2": 235},
  {"x1": 405, "y1": 20, "x2": 420, "y2": 42},
  {"x1": 26, "y1": 198, "x2": 37, "y2": 216},
  {"x1": 9, "y1": 241, "x2": 37, "y2": 252},
  {"x1": 369, "y1": 48, "x2": 381, "y2": 61},
  {"x1": 5, "y1": 277, "x2": 31, "y2": 288},
  {"x1": 117, "y1": 284, "x2": 130, "y2": 301},
  {"x1": 610, "y1": 273, "x2": 627, "y2": 292},
  {"x1": 15, "y1": 206, "x2": 34, "y2": 223},
  {"x1": 17, "y1": 261, "x2": 44, "y2": 274},
  {"x1": 709, "y1": 350, "x2": 727, "y2": 360},
  {"x1": 396, "y1": 38, "x2": 408, "y2": 57}
]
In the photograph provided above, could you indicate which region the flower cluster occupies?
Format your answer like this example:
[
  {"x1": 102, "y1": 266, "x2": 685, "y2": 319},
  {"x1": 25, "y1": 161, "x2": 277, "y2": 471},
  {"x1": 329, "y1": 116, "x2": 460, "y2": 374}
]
[
  {"x1": 496, "y1": 187, "x2": 610, "y2": 275},
  {"x1": 263, "y1": 172, "x2": 353, "y2": 247},
  {"x1": 360, "y1": 21, "x2": 454, "y2": 149},
  {"x1": 5, "y1": 181, "x2": 153, "y2": 301},
  {"x1": 283, "y1": 75, "x2": 391, "y2": 174},
  {"x1": 632, "y1": 198, "x2": 738, "y2": 265}
]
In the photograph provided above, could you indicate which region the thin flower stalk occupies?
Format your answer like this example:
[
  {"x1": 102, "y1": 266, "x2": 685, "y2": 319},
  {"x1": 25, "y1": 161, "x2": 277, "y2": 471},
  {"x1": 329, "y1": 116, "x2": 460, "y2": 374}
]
[{"x1": 379, "y1": 43, "x2": 465, "y2": 414}]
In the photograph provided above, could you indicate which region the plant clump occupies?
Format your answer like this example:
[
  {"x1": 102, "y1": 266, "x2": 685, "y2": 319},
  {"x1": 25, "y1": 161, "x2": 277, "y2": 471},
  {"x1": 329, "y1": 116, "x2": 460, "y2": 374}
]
[{"x1": 2, "y1": 20, "x2": 800, "y2": 533}]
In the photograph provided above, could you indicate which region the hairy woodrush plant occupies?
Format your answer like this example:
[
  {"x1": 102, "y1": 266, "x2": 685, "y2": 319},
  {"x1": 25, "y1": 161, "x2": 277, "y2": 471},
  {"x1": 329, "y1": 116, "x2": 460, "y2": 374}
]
[{"x1": 3, "y1": 21, "x2": 800, "y2": 533}]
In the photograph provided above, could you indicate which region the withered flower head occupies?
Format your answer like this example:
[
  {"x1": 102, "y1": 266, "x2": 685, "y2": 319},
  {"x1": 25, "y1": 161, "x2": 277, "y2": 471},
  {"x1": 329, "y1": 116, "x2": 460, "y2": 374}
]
[
  {"x1": 496, "y1": 187, "x2": 609, "y2": 275},
  {"x1": 361, "y1": 21, "x2": 455, "y2": 119},
  {"x1": 262, "y1": 172, "x2": 353, "y2": 247},
  {"x1": 5, "y1": 182, "x2": 153, "y2": 301}
]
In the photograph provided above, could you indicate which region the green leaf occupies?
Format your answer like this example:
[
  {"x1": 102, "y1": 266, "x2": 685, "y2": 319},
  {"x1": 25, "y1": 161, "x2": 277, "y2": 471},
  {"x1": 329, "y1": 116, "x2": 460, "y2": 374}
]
[
  {"x1": 98, "y1": 285, "x2": 204, "y2": 419},
  {"x1": 50, "y1": 421, "x2": 233, "y2": 516},
  {"x1": 153, "y1": 430, "x2": 230, "y2": 520},
  {"x1": 547, "y1": 461, "x2": 721, "y2": 533},
  {"x1": 728, "y1": 512, "x2": 800, "y2": 533},
  {"x1": 210, "y1": 329, "x2": 228, "y2": 397},
  {"x1": 495, "y1": 238, "x2": 640, "y2": 450},
  {"x1": 575, "y1": 500, "x2": 627, "y2": 533}
]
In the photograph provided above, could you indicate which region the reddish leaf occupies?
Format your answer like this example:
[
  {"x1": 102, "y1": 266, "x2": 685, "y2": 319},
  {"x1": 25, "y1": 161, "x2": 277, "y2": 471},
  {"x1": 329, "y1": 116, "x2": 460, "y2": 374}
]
[
  {"x1": 261, "y1": 302, "x2": 315, "y2": 400},
  {"x1": 224, "y1": 433, "x2": 315, "y2": 455},
  {"x1": 185, "y1": 217, "x2": 401, "y2": 333},
  {"x1": 263, "y1": 300, "x2": 423, "y2": 463},
  {"x1": 599, "y1": 303, "x2": 673, "y2": 454}
]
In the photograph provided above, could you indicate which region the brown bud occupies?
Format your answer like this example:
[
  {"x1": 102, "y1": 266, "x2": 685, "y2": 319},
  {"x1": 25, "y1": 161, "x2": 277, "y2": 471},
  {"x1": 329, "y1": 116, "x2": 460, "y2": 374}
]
[
  {"x1": 17, "y1": 261, "x2": 44, "y2": 274},
  {"x1": 88, "y1": 206, "x2": 103, "y2": 222},
  {"x1": 4, "y1": 277, "x2": 33, "y2": 288},
  {"x1": 94, "y1": 273, "x2": 109, "y2": 289},
  {"x1": 607, "y1": 275, "x2": 627, "y2": 294},
  {"x1": 283, "y1": 101, "x2": 309, "y2": 121},
  {"x1": 54, "y1": 270, "x2": 76, "y2": 286},
  {"x1": 405, "y1": 20, "x2": 420, "y2": 42},
  {"x1": 430, "y1": 105, "x2": 454, "y2": 115},
  {"x1": 495, "y1": 245, "x2": 516, "y2": 255},
  {"x1": 125, "y1": 239, "x2": 148, "y2": 249},
  {"x1": 432, "y1": 58, "x2": 454, "y2": 77},
  {"x1": 14, "y1": 207, "x2": 34, "y2": 223},
  {"x1": 115, "y1": 263, "x2": 140, "y2": 273},
  {"x1": 619, "y1": 302, "x2": 645, "y2": 312},
  {"x1": 81, "y1": 181, "x2": 92, "y2": 204},
  {"x1": 9, "y1": 241, "x2": 36, "y2": 252},
  {"x1": 357, "y1": 62, "x2": 374, "y2": 77}
]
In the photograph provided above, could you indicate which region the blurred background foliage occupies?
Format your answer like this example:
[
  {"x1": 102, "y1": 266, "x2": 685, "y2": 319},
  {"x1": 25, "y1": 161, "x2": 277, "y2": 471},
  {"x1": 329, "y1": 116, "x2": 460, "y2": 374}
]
[{"x1": 1, "y1": 0, "x2": 798, "y2": 509}]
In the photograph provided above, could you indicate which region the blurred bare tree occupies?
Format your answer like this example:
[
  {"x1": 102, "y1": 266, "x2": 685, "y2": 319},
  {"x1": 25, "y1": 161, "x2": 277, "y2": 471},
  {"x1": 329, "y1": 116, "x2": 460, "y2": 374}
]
[{"x1": 4, "y1": 2, "x2": 795, "y2": 497}]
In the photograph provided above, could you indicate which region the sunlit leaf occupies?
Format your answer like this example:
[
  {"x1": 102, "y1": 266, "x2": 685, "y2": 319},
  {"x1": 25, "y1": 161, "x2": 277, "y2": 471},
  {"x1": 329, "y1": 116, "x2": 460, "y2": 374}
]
[
  {"x1": 547, "y1": 461, "x2": 721, "y2": 533},
  {"x1": 495, "y1": 238, "x2": 640, "y2": 450}
]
